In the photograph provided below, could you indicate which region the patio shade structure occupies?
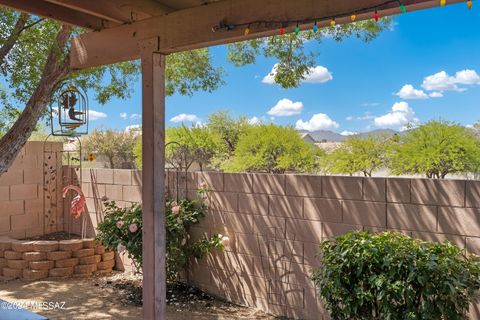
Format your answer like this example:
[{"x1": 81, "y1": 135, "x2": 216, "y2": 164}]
[{"x1": 0, "y1": 0, "x2": 464, "y2": 318}]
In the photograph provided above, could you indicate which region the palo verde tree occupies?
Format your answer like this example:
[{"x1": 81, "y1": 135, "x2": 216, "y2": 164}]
[
  {"x1": 323, "y1": 135, "x2": 391, "y2": 177},
  {"x1": 0, "y1": 7, "x2": 391, "y2": 175},
  {"x1": 388, "y1": 120, "x2": 480, "y2": 179}
]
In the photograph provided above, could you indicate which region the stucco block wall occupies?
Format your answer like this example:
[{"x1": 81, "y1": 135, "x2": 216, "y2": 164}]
[
  {"x1": 0, "y1": 141, "x2": 63, "y2": 239},
  {"x1": 169, "y1": 172, "x2": 480, "y2": 320}
]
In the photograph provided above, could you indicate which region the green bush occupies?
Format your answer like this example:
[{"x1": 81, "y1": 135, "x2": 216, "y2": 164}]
[
  {"x1": 96, "y1": 192, "x2": 224, "y2": 281},
  {"x1": 312, "y1": 231, "x2": 480, "y2": 320}
]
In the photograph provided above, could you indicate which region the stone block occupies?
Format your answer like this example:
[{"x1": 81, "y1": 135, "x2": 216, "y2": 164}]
[
  {"x1": 466, "y1": 181, "x2": 480, "y2": 208},
  {"x1": 7, "y1": 259, "x2": 28, "y2": 269},
  {"x1": 387, "y1": 204, "x2": 437, "y2": 232},
  {"x1": 198, "y1": 171, "x2": 223, "y2": 191},
  {"x1": 386, "y1": 178, "x2": 411, "y2": 203},
  {"x1": 285, "y1": 174, "x2": 321, "y2": 197},
  {"x1": 466, "y1": 237, "x2": 480, "y2": 255},
  {"x1": 252, "y1": 174, "x2": 285, "y2": 195},
  {"x1": 29, "y1": 260, "x2": 54, "y2": 270},
  {"x1": 363, "y1": 178, "x2": 386, "y2": 202},
  {"x1": 438, "y1": 207, "x2": 480, "y2": 236},
  {"x1": 0, "y1": 200, "x2": 24, "y2": 216},
  {"x1": 113, "y1": 170, "x2": 132, "y2": 185},
  {"x1": 79, "y1": 254, "x2": 101, "y2": 265},
  {"x1": 55, "y1": 258, "x2": 79, "y2": 268},
  {"x1": 304, "y1": 198, "x2": 342, "y2": 222},
  {"x1": 49, "y1": 267, "x2": 74, "y2": 277},
  {"x1": 269, "y1": 195, "x2": 303, "y2": 218},
  {"x1": 23, "y1": 269, "x2": 48, "y2": 281},
  {"x1": 252, "y1": 215, "x2": 286, "y2": 239},
  {"x1": 0, "y1": 239, "x2": 12, "y2": 251},
  {"x1": 411, "y1": 179, "x2": 465, "y2": 207},
  {"x1": 97, "y1": 259, "x2": 115, "y2": 270},
  {"x1": 74, "y1": 264, "x2": 97, "y2": 274},
  {"x1": 94, "y1": 245, "x2": 105, "y2": 255},
  {"x1": 93, "y1": 169, "x2": 114, "y2": 184},
  {"x1": 58, "y1": 239, "x2": 83, "y2": 251},
  {"x1": 122, "y1": 185, "x2": 142, "y2": 202},
  {"x1": 3, "y1": 267, "x2": 22, "y2": 278},
  {"x1": 32, "y1": 241, "x2": 59, "y2": 252},
  {"x1": 10, "y1": 184, "x2": 37, "y2": 200},
  {"x1": 208, "y1": 192, "x2": 238, "y2": 212},
  {"x1": 322, "y1": 222, "x2": 362, "y2": 239},
  {"x1": 238, "y1": 193, "x2": 268, "y2": 215},
  {"x1": 412, "y1": 232, "x2": 465, "y2": 250},
  {"x1": 83, "y1": 239, "x2": 96, "y2": 249},
  {"x1": 72, "y1": 248, "x2": 94, "y2": 258},
  {"x1": 105, "y1": 185, "x2": 123, "y2": 201},
  {"x1": 102, "y1": 251, "x2": 115, "y2": 261},
  {"x1": 286, "y1": 219, "x2": 322, "y2": 243},
  {"x1": 343, "y1": 201, "x2": 387, "y2": 227},
  {"x1": 323, "y1": 176, "x2": 363, "y2": 200},
  {"x1": 4, "y1": 250, "x2": 23, "y2": 260},
  {"x1": 224, "y1": 173, "x2": 252, "y2": 193},
  {"x1": 0, "y1": 186, "x2": 9, "y2": 201},
  {"x1": 0, "y1": 257, "x2": 7, "y2": 268},
  {"x1": 23, "y1": 252, "x2": 47, "y2": 261},
  {"x1": 47, "y1": 251, "x2": 72, "y2": 261}
]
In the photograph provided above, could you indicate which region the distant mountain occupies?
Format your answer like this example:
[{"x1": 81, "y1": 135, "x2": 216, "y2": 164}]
[{"x1": 298, "y1": 129, "x2": 399, "y2": 142}]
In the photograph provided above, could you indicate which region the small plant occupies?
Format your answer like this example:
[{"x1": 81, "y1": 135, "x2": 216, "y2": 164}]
[
  {"x1": 96, "y1": 187, "x2": 226, "y2": 281},
  {"x1": 312, "y1": 231, "x2": 480, "y2": 320}
]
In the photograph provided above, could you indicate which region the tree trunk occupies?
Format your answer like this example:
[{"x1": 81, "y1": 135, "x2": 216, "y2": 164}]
[
  {"x1": 0, "y1": 13, "x2": 29, "y2": 64},
  {"x1": 0, "y1": 25, "x2": 72, "y2": 175}
]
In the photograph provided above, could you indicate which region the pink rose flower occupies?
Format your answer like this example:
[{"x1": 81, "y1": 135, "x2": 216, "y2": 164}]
[
  {"x1": 129, "y1": 223, "x2": 138, "y2": 233},
  {"x1": 172, "y1": 205, "x2": 180, "y2": 215},
  {"x1": 116, "y1": 220, "x2": 124, "y2": 228},
  {"x1": 221, "y1": 236, "x2": 230, "y2": 247}
]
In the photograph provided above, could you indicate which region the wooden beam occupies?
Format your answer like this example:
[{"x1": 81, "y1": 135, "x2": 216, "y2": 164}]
[
  {"x1": 70, "y1": 0, "x2": 462, "y2": 69},
  {"x1": 140, "y1": 39, "x2": 167, "y2": 320},
  {"x1": 0, "y1": 0, "x2": 109, "y2": 30}
]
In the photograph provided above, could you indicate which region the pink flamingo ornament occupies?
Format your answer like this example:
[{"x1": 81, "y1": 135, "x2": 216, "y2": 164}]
[{"x1": 63, "y1": 185, "x2": 86, "y2": 238}]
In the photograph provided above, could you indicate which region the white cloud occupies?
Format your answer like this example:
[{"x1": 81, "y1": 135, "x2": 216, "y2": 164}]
[
  {"x1": 125, "y1": 124, "x2": 141, "y2": 132},
  {"x1": 170, "y1": 113, "x2": 200, "y2": 123},
  {"x1": 248, "y1": 116, "x2": 261, "y2": 125},
  {"x1": 88, "y1": 110, "x2": 107, "y2": 121},
  {"x1": 347, "y1": 112, "x2": 374, "y2": 121},
  {"x1": 422, "y1": 69, "x2": 480, "y2": 92},
  {"x1": 346, "y1": 116, "x2": 354, "y2": 121},
  {"x1": 395, "y1": 84, "x2": 429, "y2": 100},
  {"x1": 120, "y1": 112, "x2": 127, "y2": 119},
  {"x1": 295, "y1": 113, "x2": 339, "y2": 131},
  {"x1": 341, "y1": 131, "x2": 357, "y2": 136},
  {"x1": 262, "y1": 64, "x2": 332, "y2": 85},
  {"x1": 429, "y1": 91, "x2": 443, "y2": 98},
  {"x1": 374, "y1": 102, "x2": 418, "y2": 128},
  {"x1": 267, "y1": 99, "x2": 304, "y2": 117},
  {"x1": 361, "y1": 102, "x2": 379, "y2": 107},
  {"x1": 130, "y1": 113, "x2": 141, "y2": 120}
]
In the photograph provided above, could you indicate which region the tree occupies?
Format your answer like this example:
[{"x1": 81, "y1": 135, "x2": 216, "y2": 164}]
[
  {"x1": 323, "y1": 135, "x2": 391, "y2": 177},
  {"x1": 82, "y1": 129, "x2": 138, "y2": 169},
  {"x1": 224, "y1": 124, "x2": 323, "y2": 173},
  {"x1": 0, "y1": 6, "x2": 391, "y2": 175},
  {"x1": 388, "y1": 120, "x2": 480, "y2": 179},
  {"x1": 207, "y1": 111, "x2": 251, "y2": 155}
]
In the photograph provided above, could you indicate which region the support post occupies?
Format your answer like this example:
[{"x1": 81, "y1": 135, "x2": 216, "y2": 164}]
[{"x1": 141, "y1": 40, "x2": 166, "y2": 320}]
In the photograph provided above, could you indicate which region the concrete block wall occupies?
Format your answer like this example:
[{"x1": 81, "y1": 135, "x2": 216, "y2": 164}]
[
  {"x1": 172, "y1": 172, "x2": 480, "y2": 320},
  {"x1": 0, "y1": 141, "x2": 64, "y2": 239}
]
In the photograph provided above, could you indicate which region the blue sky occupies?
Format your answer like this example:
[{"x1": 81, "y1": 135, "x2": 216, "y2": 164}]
[{"x1": 8, "y1": 2, "x2": 480, "y2": 134}]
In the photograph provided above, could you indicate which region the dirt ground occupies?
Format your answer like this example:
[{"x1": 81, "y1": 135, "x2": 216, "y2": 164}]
[{"x1": 0, "y1": 273, "x2": 276, "y2": 320}]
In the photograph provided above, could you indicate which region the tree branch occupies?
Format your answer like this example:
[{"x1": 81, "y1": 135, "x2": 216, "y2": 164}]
[{"x1": 0, "y1": 13, "x2": 29, "y2": 65}]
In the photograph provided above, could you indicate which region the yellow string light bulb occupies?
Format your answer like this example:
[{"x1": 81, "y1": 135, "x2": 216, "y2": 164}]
[
  {"x1": 244, "y1": 25, "x2": 251, "y2": 36},
  {"x1": 440, "y1": 0, "x2": 446, "y2": 6},
  {"x1": 467, "y1": 0, "x2": 472, "y2": 10},
  {"x1": 351, "y1": 14, "x2": 357, "y2": 22},
  {"x1": 330, "y1": 18, "x2": 336, "y2": 27}
]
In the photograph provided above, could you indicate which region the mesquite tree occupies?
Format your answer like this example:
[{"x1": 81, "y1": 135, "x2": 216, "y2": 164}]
[{"x1": 0, "y1": 7, "x2": 391, "y2": 175}]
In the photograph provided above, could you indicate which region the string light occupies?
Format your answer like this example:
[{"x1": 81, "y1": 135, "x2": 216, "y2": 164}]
[
  {"x1": 295, "y1": 22, "x2": 300, "y2": 35},
  {"x1": 399, "y1": 1, "x2": 407, "y2": 13},
  {"x1": 351, "y1": 13, "x2": 357, "y2": 22},
  {"x1": 467, "y1": 0, "x2": 472, "y2": 9},
  {"x1": 313, "y1": 21, "x2": 318, "y2": 33},
  {"x1": 279, "y1": 26, "x2": 285, "y2": 35},
  {"x1": 440, "y1": 0, "x2": 446, "y2": 6},
  {"x1": 374, "y1": 8, "x2": 379, "y2": 22},
  {"x1": 330, "y1": 18, "x2": 336, "y2": 27},
  {"x1": 244, "y1": 25, "x2": 251, "y2": 36}
]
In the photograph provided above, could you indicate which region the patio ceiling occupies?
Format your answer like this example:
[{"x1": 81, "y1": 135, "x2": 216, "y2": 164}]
[{"x1": 0, "y1": 0, "x2": 463, "y2": 69}]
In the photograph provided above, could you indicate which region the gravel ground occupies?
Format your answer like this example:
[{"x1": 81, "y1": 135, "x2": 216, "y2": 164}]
[{"x1": 0, "y1": 272, "x2": 276, "y2": 320}]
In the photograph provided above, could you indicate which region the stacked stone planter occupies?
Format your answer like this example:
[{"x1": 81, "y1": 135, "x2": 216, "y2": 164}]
[{"x1": 0, "y1": 237, "x2": 115, "y2": 280}]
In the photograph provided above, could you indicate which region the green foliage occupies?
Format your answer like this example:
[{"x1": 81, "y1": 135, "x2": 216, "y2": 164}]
[
  {"x1": 207, "y1": 111, "x2": 251, "y2": 155},
  {"x1": 96, "y1": 202, "x2": 143, "y2": 272},
  {"x1": 96, "y1": 195, "x2": 224, "y2": 281},
  {"x1": 227, "y1": 18, "x2": 392, "y2": 88},
  {"x1": 323, "y1": 135, "x2": 391, "y2": 176},
  {"x1": 82, "y1": 129, "x2": 138, "y2": 169},
  {"x1": 133, "y1": 137, "x2": 142, "y2": 169},
  {"x1": 388, "y1": 120, "x2": 480, "y2": 178},
  {"x1": 165, "y1": 125, "x2": 226, "y2": 170},
  {"x1": 224, "y1": 124, "x2": 323, "y2": 173},
  {"x1": 312, "y1": 231, "x2": 480, "y2": 320}
]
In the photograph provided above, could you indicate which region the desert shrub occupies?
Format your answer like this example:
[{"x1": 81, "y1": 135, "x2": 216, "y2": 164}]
[
  {"x1": 96, "y1": 191, "x2": 225, "y2": 281},
  {"x1": 312, "y1": 231, "x2": 480, "y2": 320}
]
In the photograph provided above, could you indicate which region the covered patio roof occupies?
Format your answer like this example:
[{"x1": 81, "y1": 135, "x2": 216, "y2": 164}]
[{"x1": 0, "y1": 0, "x2": 464, "y2": 319}]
